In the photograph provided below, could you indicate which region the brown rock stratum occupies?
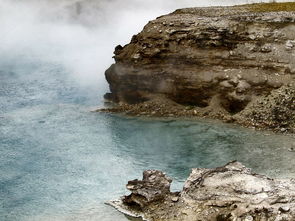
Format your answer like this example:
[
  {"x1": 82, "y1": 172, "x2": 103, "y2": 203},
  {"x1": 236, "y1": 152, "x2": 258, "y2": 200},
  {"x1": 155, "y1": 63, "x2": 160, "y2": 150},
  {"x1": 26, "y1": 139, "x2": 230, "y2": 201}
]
[{"x1": 102, "y1": 3, "x2": 295, "y2": 133}]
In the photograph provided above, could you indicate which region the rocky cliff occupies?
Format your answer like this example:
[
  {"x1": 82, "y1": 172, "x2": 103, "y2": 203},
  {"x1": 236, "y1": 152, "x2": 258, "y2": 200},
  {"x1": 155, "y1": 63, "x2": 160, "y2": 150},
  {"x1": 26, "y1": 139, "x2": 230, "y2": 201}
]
[
  {"x1": 103, "y1": 3, "x2": 295, "y2": 133},
  {"x1": 109, "y1": 161, "x2": 295, "y2": 221}
]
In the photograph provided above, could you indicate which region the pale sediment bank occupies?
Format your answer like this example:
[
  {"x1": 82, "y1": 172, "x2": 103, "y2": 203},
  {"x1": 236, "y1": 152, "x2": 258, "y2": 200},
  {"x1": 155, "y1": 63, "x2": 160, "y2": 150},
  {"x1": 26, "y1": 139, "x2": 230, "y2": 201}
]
[{"x1": 109, "y1": 161, "x2": 295, "y2": 221}]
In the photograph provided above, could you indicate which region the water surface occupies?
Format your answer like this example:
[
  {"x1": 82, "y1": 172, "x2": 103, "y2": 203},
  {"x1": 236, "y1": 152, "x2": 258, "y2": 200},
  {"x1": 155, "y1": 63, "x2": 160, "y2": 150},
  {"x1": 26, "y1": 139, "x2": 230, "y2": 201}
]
[
  {"x1": 1, "y1": 60, "x2": 295, "y2": 221},
  {"x1": 1, "y1": 0, "x2": 295, "y2": 220}
]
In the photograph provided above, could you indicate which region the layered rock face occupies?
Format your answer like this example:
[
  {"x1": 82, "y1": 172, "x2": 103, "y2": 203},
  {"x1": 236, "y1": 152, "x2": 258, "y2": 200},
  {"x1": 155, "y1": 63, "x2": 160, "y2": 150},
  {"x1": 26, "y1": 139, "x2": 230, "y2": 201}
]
[
  {"x1": 109, "y1": 161, "x2": 295, "y2": 221},
  {"x1": 104, "y1": 3, "x2": 295, "y2": 132}
]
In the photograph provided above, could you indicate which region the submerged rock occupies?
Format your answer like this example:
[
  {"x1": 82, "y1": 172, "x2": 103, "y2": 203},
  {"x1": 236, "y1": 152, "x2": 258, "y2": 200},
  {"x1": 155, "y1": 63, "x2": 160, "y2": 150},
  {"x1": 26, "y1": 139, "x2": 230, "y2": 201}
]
[
  {"x1": 108, "y1": 161, "x2": 295, "y2": 221},
  {"x1": 102, "y1": 3, "x2": 295, "y2": 133}
]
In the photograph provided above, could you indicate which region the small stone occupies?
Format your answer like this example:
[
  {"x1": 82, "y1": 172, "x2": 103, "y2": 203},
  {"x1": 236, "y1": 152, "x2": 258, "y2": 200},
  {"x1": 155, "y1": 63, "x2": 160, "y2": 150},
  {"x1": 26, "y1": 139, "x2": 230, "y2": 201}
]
[
  {"x1": 228, "y1": 76, "x2": 239, "y2": 86},
  {"x1": 133, "y1": 53, "x2": 140, "y2": 59},
  {"x1": 279, "y1": 206, "x2": 290, "y2": 213},
  {"x1": 244, "y1": 215, "x2": 254, "y2": 221},
  {"x1": 285, "y1": 40, "x2": 295, "y2": 50},
  {"x1": 280, "y1": 128, "x2": 286, "y2": 132},
  {"x1": 249, "y1": 34, "x2": 256, "y2": 40},
  {"x1": 261, "y1": 44, "x2": 272, "y2": 53},
  {"x1": 236, "y1": 80, "x2": 251, "y2": 93},
  {"x1": 126, "y1": 184, "x2": 135, "y2": 189},
  {"x1": 171, "y1": 196, "x2": 179, "y2": 202},
  {"x1": 220, "y1": 80, "x2": 234, "y2": 88}
]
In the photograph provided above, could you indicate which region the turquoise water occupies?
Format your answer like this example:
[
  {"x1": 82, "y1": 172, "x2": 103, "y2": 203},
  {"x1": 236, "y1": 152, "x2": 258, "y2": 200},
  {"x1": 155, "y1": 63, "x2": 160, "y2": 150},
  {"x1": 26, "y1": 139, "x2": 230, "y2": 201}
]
[
  {"x1": 1, "y1": 60, "x2": 295, "y2": 221},
  {"x1": 1, "y1": 0, "x2": 295, "y2": 220}
]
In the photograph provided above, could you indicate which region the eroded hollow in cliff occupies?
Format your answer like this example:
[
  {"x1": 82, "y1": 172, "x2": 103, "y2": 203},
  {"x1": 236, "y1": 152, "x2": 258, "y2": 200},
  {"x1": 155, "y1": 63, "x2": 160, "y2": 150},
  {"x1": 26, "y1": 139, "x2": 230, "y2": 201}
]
[
  {"x1": 104, "y1": 91, "x2": 149, "y2": 104},
  {"x1": 171, "y1": 89, "x2": 210, "y2": 108},
  {"x1": 221, "y1": 99, "x2": 249, "y2": 115},
  {"x1": 120, "y1": 91, "x2": 150, "y2": 104}
]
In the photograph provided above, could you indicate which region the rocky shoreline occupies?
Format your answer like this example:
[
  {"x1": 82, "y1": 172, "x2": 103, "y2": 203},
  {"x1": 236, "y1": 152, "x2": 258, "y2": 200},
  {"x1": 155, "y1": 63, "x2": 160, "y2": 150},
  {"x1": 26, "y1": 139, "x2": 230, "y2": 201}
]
[
  {"x1": 108, "y1": 161, "x2": 295, "y2": 221},
  {"x1": 99, "y1": 86, "x2": 295, "y2": 134},
  {"x1": 101, "y1": 2, "x2": 295, "y2": 133}
]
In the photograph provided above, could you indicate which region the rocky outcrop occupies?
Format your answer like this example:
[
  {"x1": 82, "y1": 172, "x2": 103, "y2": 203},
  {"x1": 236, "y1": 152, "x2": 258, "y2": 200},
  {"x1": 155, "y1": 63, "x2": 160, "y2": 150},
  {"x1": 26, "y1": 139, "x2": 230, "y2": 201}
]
[
  {"x1": 108, "y1": 161, "x2": 295, "y2": 221},
  {"x1": 103, "y1": 3, "x2": 295, "y2": 133}
]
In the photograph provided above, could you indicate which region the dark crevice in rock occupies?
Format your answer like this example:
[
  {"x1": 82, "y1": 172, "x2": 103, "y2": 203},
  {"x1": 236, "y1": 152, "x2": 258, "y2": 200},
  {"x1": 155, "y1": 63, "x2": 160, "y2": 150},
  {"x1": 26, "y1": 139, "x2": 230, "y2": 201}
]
[{"x1": 221, "y1": 99, "x2": 250, "y2": 115}]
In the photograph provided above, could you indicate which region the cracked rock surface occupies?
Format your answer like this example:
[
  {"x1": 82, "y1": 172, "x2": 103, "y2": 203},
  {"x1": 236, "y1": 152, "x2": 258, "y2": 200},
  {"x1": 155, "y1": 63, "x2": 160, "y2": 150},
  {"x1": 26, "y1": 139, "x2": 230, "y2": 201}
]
[
  {"x1": 102, "y1": 3, "x2": 295, "y2": 133},
  {"x1": 108, "y1": 161, "x2": 295, "y2": 221}
]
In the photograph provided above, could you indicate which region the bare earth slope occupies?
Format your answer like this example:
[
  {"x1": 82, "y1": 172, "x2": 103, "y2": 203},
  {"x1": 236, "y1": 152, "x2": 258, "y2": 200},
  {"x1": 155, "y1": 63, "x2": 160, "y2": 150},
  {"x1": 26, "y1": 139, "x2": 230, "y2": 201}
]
[
  {"x1": 109, "y1": 161, "x2": 295, "y2": 221},
  {"x1": 103, "y1": 3, "x2": 295, "y2": 133}
]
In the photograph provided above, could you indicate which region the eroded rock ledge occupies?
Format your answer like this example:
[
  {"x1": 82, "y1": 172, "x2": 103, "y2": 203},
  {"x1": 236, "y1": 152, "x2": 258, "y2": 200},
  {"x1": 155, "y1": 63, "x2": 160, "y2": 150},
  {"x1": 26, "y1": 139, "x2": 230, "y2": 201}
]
[
  {"x1": 108, "y1": 161, "x2": 295, "y2": 221},
  {"x1": 102, "y1": 3, "x2": 295, "y2": 133}
]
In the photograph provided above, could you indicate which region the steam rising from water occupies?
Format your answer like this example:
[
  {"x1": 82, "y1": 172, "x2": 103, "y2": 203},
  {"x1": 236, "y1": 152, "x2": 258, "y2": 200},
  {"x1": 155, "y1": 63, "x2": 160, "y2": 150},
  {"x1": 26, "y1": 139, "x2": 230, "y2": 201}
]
[
  {"x1": 0, "y1": 0, "x2": 285, "y2": 90},
  {"x1": 1, "y1": 1, "x2": 294, "y2": 220}
]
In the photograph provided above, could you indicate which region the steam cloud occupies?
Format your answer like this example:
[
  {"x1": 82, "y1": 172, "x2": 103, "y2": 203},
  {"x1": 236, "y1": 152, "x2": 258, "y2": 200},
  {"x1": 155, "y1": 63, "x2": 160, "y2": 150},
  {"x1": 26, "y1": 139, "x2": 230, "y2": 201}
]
[{"x1": 0, "y1": 0, "x2": 289, "y2": 88}]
